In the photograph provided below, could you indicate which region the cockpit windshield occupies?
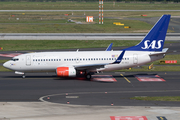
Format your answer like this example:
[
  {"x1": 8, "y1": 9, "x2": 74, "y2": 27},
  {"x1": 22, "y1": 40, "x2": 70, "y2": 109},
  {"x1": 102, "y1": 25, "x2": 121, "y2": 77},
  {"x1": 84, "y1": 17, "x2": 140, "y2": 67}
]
[{"x1": 11, "y1": 58, "x2": 19, "y2": 61}]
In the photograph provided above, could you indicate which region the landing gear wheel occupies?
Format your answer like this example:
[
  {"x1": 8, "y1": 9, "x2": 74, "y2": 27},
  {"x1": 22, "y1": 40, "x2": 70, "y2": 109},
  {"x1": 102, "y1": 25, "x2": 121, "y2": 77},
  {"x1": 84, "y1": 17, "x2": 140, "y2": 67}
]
[
  {"x1": 86, "y1": 73, "x2": 91, "y2": 80},
  {"x1": 22, "y1": 74, "x2": 26, "y2": 79}
]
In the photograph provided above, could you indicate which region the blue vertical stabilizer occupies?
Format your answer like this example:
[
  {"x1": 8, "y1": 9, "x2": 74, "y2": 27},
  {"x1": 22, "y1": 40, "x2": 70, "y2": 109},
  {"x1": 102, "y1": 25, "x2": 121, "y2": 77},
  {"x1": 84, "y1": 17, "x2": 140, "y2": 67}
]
[{"x1": 124, "y1": 14, "x2": 171, "y2": 51}]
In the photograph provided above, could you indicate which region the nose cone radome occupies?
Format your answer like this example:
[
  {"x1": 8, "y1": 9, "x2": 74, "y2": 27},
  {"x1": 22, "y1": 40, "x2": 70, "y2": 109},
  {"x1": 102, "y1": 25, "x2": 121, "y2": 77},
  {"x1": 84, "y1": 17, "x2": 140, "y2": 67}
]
[{"x1": 3, "y1": 61, "x2": 10, "y2": 69}]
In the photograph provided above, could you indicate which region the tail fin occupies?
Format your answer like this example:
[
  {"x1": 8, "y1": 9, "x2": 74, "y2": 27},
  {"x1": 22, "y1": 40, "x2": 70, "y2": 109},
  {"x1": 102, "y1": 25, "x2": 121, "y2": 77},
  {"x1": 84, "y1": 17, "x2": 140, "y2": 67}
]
[{"x1": 125, "y1": 14, "x2": 171, "y2": 51}]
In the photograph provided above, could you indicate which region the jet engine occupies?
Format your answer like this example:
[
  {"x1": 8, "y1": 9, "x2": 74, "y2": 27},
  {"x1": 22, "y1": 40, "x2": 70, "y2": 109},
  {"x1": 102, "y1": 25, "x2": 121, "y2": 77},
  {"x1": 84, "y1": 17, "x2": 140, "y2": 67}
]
[{"x1": 56, "y1": 67, "x2": 76, "y2": 77}]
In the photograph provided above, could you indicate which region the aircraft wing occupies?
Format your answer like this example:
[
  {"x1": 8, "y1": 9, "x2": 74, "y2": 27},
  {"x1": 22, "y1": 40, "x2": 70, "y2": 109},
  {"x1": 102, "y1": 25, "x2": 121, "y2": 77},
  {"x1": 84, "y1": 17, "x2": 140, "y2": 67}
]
[
  {"x1": 74, "y1": 50, "x2": 125, "y2": 71},
  {"x1": 74, "y1": 63, "x2": 108, "y2": 71}
]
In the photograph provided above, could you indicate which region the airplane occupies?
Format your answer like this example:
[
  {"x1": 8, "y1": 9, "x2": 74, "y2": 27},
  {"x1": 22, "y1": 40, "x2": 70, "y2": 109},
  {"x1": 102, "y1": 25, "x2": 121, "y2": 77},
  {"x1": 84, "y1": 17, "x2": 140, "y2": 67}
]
[{"x1": 3, "y1": 14, "x2": 171, "y2": 80}]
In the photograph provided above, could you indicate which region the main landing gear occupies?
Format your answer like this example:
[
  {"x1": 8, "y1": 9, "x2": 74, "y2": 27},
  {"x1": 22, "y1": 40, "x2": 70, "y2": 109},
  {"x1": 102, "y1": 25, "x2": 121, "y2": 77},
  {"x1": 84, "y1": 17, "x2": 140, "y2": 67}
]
[
  {"x1": 86, "y1": 73, "x2": 91, "y2": 80},
  {"x1": 77, "y1": 70, "x2": 92, "y2": 80}
]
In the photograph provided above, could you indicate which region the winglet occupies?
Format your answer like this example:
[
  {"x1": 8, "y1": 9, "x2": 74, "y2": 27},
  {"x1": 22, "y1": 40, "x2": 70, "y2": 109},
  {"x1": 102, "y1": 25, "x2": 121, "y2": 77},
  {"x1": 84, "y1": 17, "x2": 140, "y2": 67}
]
[
  {"x1": 106, "y1": 43, "x2": 113, "y2": 51},
  {"x1": 124, "y1": 14, "x2": 171, "y2": 51}
]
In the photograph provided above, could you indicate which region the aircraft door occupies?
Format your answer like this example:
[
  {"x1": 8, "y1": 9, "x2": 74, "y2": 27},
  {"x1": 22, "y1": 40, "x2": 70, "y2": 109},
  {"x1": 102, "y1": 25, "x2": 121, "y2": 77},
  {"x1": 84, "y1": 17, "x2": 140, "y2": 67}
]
[
  {"x1": 26, "y1": 55, "x2": 31, "y2": 66},
  {"x1": 133, "y1": 54, "x2": 138, "y2": 64}
]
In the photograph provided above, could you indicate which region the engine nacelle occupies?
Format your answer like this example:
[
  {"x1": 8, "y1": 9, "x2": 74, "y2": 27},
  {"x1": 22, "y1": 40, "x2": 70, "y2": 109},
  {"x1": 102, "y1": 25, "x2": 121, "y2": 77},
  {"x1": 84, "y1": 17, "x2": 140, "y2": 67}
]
[{"x1": 56, "y1": 67, "x2": 76, "y2": 77}]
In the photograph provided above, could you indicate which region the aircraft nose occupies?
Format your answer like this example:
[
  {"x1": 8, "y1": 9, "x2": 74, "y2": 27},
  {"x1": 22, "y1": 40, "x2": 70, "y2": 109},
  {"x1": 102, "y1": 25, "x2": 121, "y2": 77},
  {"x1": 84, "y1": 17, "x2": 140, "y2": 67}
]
[{"x1": 3, "y1": 61, "x2": 10, "y2": 69}]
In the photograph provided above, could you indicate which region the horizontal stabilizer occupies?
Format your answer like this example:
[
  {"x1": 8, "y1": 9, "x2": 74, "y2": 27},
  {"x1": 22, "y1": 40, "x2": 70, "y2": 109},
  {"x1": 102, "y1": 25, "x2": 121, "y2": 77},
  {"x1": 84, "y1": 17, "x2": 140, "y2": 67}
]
[{"x1": 149, "y1": 48, "x2": 169, "y2": 56}]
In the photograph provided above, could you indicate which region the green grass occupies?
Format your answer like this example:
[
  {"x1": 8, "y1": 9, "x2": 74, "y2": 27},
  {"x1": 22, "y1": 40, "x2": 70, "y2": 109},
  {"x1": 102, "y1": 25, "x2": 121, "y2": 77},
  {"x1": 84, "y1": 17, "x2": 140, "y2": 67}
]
[
  {"x1": 0, "y1": 18, "x2": 153, "y2": 33},
  {"x1": 0, "y1": 40, "x2": 142, "y2": 51},
  {"x1": 1, "y1": 11, "x2": 180, "y2": 19},
  {"x1": 0, "y1": 19, "x2": 72, "y2": 24},
  {"x1": 0, "y1": 60, "x2": 8, "y2": 63},
  {"x1": 131, "y1": 96, "x2": 180, "y2": 101},
  {"x1": 0, "y1": 40, "x2": 177, "y2": 51},
  {"x1": 0, "y1": 66, "x2": 11, "y2": 72},
  {"x1": 105, "y1": 11, "x2": 180, "y2": 18},
  {"x1": 1, "y1": 2, "x2": 180, "y2": 10}
]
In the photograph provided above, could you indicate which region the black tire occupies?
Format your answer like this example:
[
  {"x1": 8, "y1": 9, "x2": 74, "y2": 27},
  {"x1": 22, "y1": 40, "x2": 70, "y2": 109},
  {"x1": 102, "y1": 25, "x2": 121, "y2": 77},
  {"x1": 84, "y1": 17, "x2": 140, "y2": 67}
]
[{"x1": 86, "y1": 73, "x2": 91, "y2": 80}]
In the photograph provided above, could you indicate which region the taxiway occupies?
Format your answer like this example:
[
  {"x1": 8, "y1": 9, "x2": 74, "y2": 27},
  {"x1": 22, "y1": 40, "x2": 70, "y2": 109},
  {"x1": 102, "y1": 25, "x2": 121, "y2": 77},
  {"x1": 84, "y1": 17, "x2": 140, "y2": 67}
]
[{"x1": 1, "y1": 42, "x2": 180, "y2": 120}]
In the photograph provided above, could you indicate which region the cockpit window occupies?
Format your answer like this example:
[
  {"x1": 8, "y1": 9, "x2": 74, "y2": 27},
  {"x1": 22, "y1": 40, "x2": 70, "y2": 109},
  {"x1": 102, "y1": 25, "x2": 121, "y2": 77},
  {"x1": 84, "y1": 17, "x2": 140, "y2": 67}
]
[{"x1": 11, "y1": 58, "x2": 19, "y2": 61}]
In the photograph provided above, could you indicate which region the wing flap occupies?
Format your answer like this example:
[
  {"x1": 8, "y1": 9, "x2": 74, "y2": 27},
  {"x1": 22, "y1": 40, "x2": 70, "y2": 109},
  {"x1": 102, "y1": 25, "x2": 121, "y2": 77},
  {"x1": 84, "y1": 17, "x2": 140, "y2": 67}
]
[{"x1": 74, "y1": 63, "x2": 108, "y2": 70}]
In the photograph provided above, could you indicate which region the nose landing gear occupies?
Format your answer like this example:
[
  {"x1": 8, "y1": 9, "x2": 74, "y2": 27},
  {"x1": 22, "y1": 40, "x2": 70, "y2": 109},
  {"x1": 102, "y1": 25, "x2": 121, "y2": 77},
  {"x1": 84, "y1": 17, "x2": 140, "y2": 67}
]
[
  {"x1": 15, "y1": 71, "x2": 25, "y2": 78},
  {"x1": 22, "y1": 74, "x2": 26, "y2": 78}
]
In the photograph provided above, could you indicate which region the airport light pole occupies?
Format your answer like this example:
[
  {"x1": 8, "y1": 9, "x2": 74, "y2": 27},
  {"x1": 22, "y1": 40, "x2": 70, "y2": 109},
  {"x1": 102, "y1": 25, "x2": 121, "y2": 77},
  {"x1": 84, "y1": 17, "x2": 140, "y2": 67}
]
[{"x1": 99, "y1": 0, "x2": 103, "y2": 24}]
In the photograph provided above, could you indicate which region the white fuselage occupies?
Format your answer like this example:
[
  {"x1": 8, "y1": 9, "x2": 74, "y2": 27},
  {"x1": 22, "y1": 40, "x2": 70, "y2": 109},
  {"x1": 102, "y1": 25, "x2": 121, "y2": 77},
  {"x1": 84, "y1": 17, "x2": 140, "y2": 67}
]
[
  {"x1": 3, "y1": 50, "x2": 164, "y2": 73},
  {"x1": 3, "y1": 14, "x2": 170, "y2": 78}
]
